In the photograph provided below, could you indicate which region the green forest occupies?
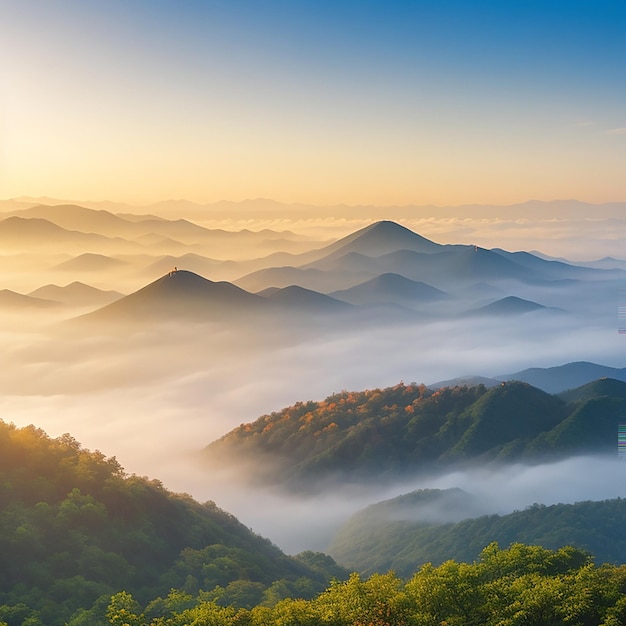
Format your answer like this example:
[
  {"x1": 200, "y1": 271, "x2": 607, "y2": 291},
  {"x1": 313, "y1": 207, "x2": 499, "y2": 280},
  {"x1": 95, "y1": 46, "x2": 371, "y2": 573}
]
[
  {"x1": 329, "y1": 489, "x2": 626, "y2": 577},
  {"x1": 8, "y1": 542, "x2": 626, "y2": 625},
  {"x1": 206, "y1": 378, "x2": 626, "y2": 490},
  {"x1": 0, "y1": 420, "x2": 345, "y2": 625},
  {"x1": 3, "y1": 377, "x2": 626, "y2": 625}
]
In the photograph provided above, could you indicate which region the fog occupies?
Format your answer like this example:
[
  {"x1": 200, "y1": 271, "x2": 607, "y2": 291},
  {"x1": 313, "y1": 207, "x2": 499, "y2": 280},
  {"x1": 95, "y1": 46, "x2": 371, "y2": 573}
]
[
  {"x1": 185, "y1": 455, "x2": 626, "y2": 554},
  {"x1": 1, "y1": 303, "x2": 625, "y2": 552},
  {"x1": 2, "y1": 206, "x2": 626, "y2": 556}
]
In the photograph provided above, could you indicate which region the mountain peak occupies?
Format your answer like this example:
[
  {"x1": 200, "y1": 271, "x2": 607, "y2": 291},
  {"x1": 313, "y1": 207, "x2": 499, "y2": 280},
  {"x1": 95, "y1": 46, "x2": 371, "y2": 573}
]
[
  {"x1": 317, "y1": 220, "x2": 442, "y2": 260},
  {"x1": 81, "y1": 270, "x2": 265, "y2": 323}
]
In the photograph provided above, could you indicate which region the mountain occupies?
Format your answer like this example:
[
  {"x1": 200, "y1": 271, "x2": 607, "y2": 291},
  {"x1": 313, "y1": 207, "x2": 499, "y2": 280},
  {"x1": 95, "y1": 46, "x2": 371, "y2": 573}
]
[
  {"x1": 81, "y1": 269, "x2": 268, "y2": 323},
  {"x1": 204, "y1": 379, "x2": 626, "y2": 491},
  {"x1": 430, "y1": 362, "x2": 626, "y2": 396},
  {"x1": 234, "y1": 266, "x2": 347, "y2": 293},
  {"x1": 0, "y1": 419, "x2": 345, "y2": 625},
  {"x1": 28, "y1": 282, "x2": 123, "y2": 308},
  {"x1": 308, "y1": 220, "x2": 443, "y2": 260},
  {"x1": 492, "y1": 248, "x2": 625, "y2": 279},
  {"x1": 139, "y1": 253, "x2": 223, "y2": 278},
  {"x1": 54, "y1": 252, "x2": 129, "y2": 272},
  {"x1": 233, "y1": 221, "x2": 610, "y2": 295},
  {"x1": 558, "y1": 377, "x2": 626, "y2": 403},
  {"x1": 429, "y1": 375, "x2": 501, "y2": 390},
  {"x1": 328, "y1": 495, "x2": 626, "y2": 577},
  {"x1": 10, "y1": 203, "x2": 136, "y2": 235},
  {"x1": 233, "y1": 221, "x2": 445, "y2": 291},
  {"x1": 330, "y1": 273, "x2": 448, "y2": 307},
  {"x1": 499, "y1": 361, "x2": 626, "y2": 393},
  {"x1": 0, "y1": 216, "x2": 140, "y2": 255},
  {"x1": 467, "y1": 295, "x2": 548, "y2": 316},
  {"x1": 261, "y1": 285, "x2": 354, "y2": 313},
  {"x1": 0, "y1": 216, "x2": 108, "y2": 244},
  {"x1": 0, "y1": 289, "x2": 58, "y2": 309}
]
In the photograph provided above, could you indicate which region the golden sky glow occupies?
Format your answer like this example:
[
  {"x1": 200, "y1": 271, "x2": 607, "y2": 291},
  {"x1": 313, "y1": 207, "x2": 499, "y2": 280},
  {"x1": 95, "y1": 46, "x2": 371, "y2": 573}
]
[{"x1": 1, "y1": 1, "x2": 625, "y2": 206}]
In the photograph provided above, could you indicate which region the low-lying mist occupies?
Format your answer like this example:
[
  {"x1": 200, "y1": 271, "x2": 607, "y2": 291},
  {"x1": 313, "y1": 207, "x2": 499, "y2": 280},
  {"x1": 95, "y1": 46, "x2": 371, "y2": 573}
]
[
  {"x1": 176, "y1": 455, "x2": 626, "y2": 554},
  {"x1": 1, "y1": 301, "x2": 625, "y2": 553}
]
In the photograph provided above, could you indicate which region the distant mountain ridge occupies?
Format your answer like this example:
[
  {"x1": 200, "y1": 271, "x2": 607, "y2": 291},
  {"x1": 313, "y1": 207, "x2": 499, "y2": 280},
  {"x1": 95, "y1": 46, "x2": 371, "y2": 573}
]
[
  {"x1": 234, "y1": 219, "x2": 621, "y2": 296},
  {"x1": 29, "y1": 282, "x2": 123, "y2": 308},
  {"x1": 430, "y1": 361, "x2": 626, "y2": 394},
  {"x1": 467, "y1": 295, "x2": 549, "y2": 316},
  {"x1": 330, "y1": 273, "x2": 448, "y2": 307}
]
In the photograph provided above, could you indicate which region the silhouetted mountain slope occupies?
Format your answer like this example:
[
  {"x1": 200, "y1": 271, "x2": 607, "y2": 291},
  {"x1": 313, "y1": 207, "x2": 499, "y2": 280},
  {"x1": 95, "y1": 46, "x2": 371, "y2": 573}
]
[
  {"x1": 0, "y1": 289, "x2": 57, "y2": 309},
  {"x1": 233, "y1": 221, "x2": 614, "y2": 295},
  {"x1": 235, "y1": 246, "x2": 542, "y2": 295},
  {"x1": 234, "y1": 266, "x2": 352, "y2": 293},
  {"x1": 309, "y1": 220, "x2": 443, "y2": 260},
  {"x1": 314, "y1": 246, "x2": 541, "y2": 291},
  {"x1": 261, "y1": 286, "x2": 354, "y2": 313},
  {"x1": 141, "y1": 253, "x2": 223, "y2": 278},
  {"x1": 28, "y1": 282, "x2": 123, "y2": 308},
  {"x1": 205, "y1": 379, "x2": 625, "y2": 490},
  {"x1": 429, "y1": 375, "x2": 501, "y2": 390},
  {"x1": 0, "y1": 420, "x2": 344, "y2": 625},
  {"x1": 54, "y1": 253, "x2": 129, "y2": 272},
  {"x1": 82, "y1": 270, "x2": 267, "y2": 323},
  {"x1": 0, "y1": 216, "x2": 117, "y2": 247},
  {"x1": 493, "y1": 248, "x2": 625, "y2": 279},
  {"x1": 498, "y1": 362, "x2": 626, "y2": 393},
  {"x1": 467, "y1": 295, "x2": 547, "y2": 316},
  {"x1": 330, "y1": 273, "x2": 448, "y2": 307},
  {"x1": 328, "y1": 496, "x2": 626, "y2": 576},
  {"x1": 430, "y1": 247, "x2": 542, "y2": 284},
  {"x1": 303, "y1": 250, "x2": 387, "y2": 274},
  {"x1": 11, "y1": 203, "x2": 134, "y2": 234}
]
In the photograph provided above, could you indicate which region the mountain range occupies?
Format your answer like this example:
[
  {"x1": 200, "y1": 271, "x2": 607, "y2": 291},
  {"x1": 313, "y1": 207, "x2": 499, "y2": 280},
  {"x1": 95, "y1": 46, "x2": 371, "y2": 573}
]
[
  {"x1": 3, "y1": 205, "x2": 624, "y2": 330},
  {"x1": 60, "y1": 214, "x2": 623, "y2": 326},
  {"x1": 431, "y1": 361, "x2": 626, "y2": 394}
]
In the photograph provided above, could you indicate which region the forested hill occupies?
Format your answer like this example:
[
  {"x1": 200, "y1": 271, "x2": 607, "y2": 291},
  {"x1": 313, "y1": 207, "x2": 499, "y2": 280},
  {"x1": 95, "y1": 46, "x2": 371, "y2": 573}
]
[
  {"x1": 0, "y1": 420, "x2": 346, "y2": 626},
  {"x1": 205, "y1": 379, "x2": 626, "y2": 490},
  {"x1": 329, "y1": 492, "x2": 626, "y2": 577}
]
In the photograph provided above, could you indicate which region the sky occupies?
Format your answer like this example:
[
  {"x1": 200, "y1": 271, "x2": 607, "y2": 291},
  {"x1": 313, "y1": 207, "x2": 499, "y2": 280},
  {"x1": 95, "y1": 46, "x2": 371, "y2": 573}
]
[{"x1": 1, "y1": 0, "x2": 625, "y2": 206}]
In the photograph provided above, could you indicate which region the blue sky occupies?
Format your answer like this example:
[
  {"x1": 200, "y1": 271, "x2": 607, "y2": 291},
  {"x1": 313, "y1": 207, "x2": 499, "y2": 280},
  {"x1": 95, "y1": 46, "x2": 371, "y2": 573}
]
[{"x1": 1, "y1": 0, "x2": 625, "y2": 205}]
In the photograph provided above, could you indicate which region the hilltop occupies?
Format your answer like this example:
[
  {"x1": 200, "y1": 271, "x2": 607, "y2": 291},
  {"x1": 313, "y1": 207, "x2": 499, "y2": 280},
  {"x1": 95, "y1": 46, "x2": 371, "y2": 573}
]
[{"x1": 204, "y1": 379, "x2": 626, "y2": 490}]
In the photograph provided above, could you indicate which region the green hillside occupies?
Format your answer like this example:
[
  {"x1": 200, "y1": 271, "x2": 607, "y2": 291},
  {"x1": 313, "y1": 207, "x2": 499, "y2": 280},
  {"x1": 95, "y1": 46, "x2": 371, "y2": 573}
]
[
  {"x1": 205, "y1": 379, "x2": 626, "y2": 490},
  {"x1": 42, "y1": 544, "x2": 626, "y2": 626},
  {"x1": 328, "y1": 494, "x2": 626, "y2": 577},
  {"x1": 0, "y1": 420, "x2": 345, "y2": 626}
]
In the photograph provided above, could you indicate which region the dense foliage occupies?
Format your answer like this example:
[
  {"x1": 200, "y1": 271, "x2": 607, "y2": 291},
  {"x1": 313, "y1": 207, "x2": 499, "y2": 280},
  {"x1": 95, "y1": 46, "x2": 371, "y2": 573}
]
[
  {"x1": 206, "y1": 378, "x2": 626, "y2": 489},
  {"x1": 329, "y1": 491, "x2": 626, "y2": 577},
  {"x1": 54, "y1": 543, "x2": 626, "y2": 625},
  {"x1": 0, "y1": 420, "x2": 345, "y2": 626}
]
